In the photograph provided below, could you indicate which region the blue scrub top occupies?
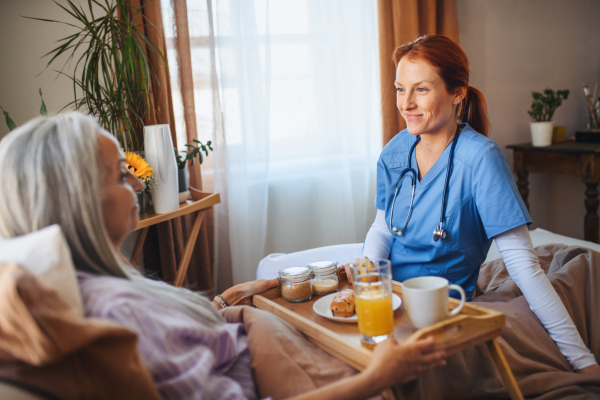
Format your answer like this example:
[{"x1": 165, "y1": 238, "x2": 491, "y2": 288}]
[{"x1": 375, "y1": 124, "x2": 532, "y2": 298}]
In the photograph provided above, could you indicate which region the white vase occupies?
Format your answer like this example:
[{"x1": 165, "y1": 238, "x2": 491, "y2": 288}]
[
  {"x1": 144, "y1": 124, "x2": 179, "y2": 214},
  {"x1": 530, "y1": 121, "x2": 554, "y2": 147}
]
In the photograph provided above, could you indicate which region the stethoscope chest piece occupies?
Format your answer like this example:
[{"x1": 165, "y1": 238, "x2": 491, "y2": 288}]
[{"x1": 433, "y1": 224, "x2": 447, "y2": 242}]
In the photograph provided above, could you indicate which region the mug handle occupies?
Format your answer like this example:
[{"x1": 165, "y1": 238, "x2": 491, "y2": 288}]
[{"x1": 448, "y1": 284, "x2": 466, "y2": 316}]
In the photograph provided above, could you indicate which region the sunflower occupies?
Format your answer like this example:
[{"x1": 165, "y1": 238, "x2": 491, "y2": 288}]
[{"x1": 125, "y1": 152, "x2": 153, "y2": 180}]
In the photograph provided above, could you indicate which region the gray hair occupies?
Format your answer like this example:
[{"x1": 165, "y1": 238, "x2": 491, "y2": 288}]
[{"x1": 0, "y1": 112, "x2": 223, "y2": 327}]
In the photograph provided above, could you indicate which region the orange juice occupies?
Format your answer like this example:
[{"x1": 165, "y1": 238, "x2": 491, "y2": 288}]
[{"x1": 355, "y1": 289, "x2": 394, "y2": 338}]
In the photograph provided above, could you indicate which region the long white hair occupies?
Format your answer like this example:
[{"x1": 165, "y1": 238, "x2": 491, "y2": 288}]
[{"x1": 0, "y1": 112, "x2": 223, "y2": 327}]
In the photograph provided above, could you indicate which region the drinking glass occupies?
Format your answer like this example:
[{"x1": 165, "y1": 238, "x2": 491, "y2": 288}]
[{"x1": 349, "y1": 259, "x2": 394, "y2": 344}]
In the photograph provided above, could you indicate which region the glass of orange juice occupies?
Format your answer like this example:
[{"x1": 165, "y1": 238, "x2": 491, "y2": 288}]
[{"x1": 349, "y1": 259, "x2": 394, "y2": 344}]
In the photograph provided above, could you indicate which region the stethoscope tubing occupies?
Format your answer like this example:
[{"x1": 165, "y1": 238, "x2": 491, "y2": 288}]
[{"x1": 388, "y1": 124, "x2": 464, "y2": 240}]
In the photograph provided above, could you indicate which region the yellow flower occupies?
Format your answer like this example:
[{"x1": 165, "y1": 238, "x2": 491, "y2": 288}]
[{"x1": 125, "y1": 152, "x2": 153, "y2": 180}]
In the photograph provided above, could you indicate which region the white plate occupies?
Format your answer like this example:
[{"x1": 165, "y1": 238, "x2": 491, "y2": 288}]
[{"x1": 312, "y1": 292, "x2": 401, "y2": 323}]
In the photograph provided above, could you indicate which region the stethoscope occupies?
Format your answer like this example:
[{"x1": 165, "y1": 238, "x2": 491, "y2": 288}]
[{"x1": 388, "y1": 123, "x2": 464, "y2": 242}]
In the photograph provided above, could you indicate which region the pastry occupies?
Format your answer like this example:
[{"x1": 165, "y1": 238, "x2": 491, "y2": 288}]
[{"x1": 330, "y1": 289, "x2": 355, "y2": 317}]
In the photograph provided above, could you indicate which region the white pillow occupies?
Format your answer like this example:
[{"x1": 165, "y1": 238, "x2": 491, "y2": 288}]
[{"x1": 0, "y1": 225, "x2": 83, "y2": 316}]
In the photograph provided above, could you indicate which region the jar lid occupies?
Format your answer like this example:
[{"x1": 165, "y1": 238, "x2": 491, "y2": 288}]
[
  {"x1": 279, "y1": 266, "x2": 312, "y2": 281},
  {"x1": 307, "y1": 260, "x2": 338, "y2": 275}
]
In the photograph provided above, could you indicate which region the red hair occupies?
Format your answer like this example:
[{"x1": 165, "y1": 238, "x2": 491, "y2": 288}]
[{"x1": 392, "y1": 35, "x2": 491, "y2": 137}]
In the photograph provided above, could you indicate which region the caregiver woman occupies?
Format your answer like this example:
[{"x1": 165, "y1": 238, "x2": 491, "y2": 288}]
[{"x1": 347, "y1": 35, "x2": 600, "y2": 376}]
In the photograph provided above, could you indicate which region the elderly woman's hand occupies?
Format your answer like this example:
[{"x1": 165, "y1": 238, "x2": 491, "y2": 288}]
[
  {"x1": 219, "y1": 279, "x2": 279, "y2": 307},
  {"x1": 364, "y1": 336, "x2": 446, "y2": 388}
]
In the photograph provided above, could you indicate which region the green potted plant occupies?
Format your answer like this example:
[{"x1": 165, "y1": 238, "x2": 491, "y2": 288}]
[
  {"x1": 174, "y1": 139, "x2": 213, "y2": 197},
  {"x1": 32, "y1": 0, "x2": 166, "y2": 150},
  {"x1": 527, "y1": 88, "x2": 569, "y2": 147}
]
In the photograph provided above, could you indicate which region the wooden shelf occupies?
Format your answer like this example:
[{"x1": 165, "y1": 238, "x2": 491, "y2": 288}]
[
  {"x1": 136, "y1": 191, "x2": 220, "y2": 230},
  {"x1": 129, "y1": 191, "x2": 221, "y2": 288}
]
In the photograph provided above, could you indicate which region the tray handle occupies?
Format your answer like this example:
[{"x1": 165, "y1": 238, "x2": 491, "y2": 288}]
[{"x1": 409, "y1": 314, "x2": 504, "y2": 355}]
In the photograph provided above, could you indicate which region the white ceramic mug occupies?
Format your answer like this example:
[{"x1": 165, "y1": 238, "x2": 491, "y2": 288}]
[{"x1": 401, "y1": 276, "x2": 466, "y2": 329}]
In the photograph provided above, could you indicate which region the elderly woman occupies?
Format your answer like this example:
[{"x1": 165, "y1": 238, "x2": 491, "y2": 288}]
[{"x1": 0, "y1": 113, "x2": 446, "y2": 400}]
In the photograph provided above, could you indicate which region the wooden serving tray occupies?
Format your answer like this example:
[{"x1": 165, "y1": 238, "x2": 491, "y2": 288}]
[{"x1": 253, "y1": 272, "x2": 505, "y2": 371}]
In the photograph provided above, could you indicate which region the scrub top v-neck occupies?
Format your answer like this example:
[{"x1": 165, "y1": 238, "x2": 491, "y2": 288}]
[{"x1": 375, "y1": 124, "x2": 531, "y2": 298}]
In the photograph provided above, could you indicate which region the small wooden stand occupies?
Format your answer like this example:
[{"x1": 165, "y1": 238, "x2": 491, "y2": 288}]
[
  {"x1": 507, "y1": 141, "x2": 600, "y2": 243},
  {"x1": 130, "y1": 190, "x2": 220, "y2": 287},
  {"x1": 253, "y1": 273, "x2": 524, "y2": 400}
]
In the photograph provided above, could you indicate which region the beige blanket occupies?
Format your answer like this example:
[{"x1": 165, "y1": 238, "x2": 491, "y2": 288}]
[
  {"x1": 392, "y1": 244, "x2": 600, "y2": 399},
  {"x1": 222, "y1": 306, "x2": 356, "y2": 400}
]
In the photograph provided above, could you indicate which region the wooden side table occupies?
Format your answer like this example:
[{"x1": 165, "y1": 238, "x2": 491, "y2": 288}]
[
  {"x1": 130, "y1": 191, "x2": 220, "y2": 286},
  {"x1": 507, "y1": 142, "x2": 600, "y2": 243}
]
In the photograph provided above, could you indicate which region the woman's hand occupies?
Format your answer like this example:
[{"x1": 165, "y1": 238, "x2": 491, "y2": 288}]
[
  {"x1": 342, "y1": 256, "x2": 370, "y2": 285},
  {"x1": 220, "y1": 278, "x2": 279, "y2": 307},
  {"x1": 287, "y1": 336, "x2": 446, "y2": 400},
  {"x1": 577, "y1": 364, "x2": 600, "y2": 379},
  {"x1": 364, "y1": 336, "x2": 446, "y2": 388}
]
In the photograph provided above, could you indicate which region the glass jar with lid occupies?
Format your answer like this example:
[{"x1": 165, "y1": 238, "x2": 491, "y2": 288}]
[
  {"x1": 278, "y1": 266, "x2": 314, "y2": 303},
  {"x1": 308, "y1": 260, "x2": 339, "y2": 295}
]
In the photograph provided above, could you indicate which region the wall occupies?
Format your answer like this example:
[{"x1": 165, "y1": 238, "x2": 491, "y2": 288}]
[
  {"x1": 459, "y1": 0, "x2": 600, "y2": 239},
  {"x1": 0, "y1": 0, "x2": 91, "y2": 139},
  {"x1": 0, "y1": 1, "x2": 142, "y2": 259},
  {"x1": 3, "y1": 0, "x2": 600, "y2": 242}
]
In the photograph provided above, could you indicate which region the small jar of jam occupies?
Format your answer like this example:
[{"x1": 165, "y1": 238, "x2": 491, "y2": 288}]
[
  {"x1": 308, "y1": 260, "x2": 339, "y2": 295},
  {"x1": 278, "y1": 267, "x2": 314, "y2": 303}
]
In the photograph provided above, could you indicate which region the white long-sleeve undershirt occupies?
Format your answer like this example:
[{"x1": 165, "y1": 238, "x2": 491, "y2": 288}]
[
  {"x1": 362, "y1": 209, "x2": 394, "y2": 260},
  {"x1": 362, "y1": 210, "x2": 597, "y2": 370}
]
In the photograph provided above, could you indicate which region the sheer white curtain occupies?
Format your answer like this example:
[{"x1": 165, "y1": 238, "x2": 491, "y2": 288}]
[{"x1": 164, "y1": 0, "x2": 381, "y2": 285}]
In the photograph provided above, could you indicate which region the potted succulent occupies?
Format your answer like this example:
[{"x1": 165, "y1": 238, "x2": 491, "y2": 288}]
[
  {"x1": 174, "y1": 139, "x2": 213, "y2": 198},
  {"x1": 527, "y1": 88, "x2": 569, "y2": 147}
]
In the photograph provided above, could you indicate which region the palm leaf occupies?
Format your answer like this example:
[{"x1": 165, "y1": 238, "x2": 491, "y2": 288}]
[
  {"x1": 28, "y1": 0, "x2": 166, "y2": 148},
  {"x1": 0, "y1": 106, "x2": 17, "y2": 131},
  {"x1": 39, "y1": 89, "x2": 47, "y2": 116}
]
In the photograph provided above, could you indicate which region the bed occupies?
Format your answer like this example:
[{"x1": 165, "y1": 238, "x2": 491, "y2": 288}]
[
  {"x1": 256, "y1": 228, "x2": 600, "y2": 280},
  {"x1": 2, "y1": 227, "x2": 599, "y2": 399},
  {"x1": 484, "y1": 228, "x2": 600, "y2": 263}
]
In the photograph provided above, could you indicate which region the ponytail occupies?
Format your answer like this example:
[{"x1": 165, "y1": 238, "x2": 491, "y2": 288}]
[{"x1": 458, "y1": 86, "x2": 491, "y2": 137}]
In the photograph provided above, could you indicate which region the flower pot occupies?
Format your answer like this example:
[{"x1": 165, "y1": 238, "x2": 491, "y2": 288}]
[
  {"x1": 178, "y1": 168, "x2": 190, "y2": 203},
  {"x1": 137, "y1": 189, "x2": 150, "y2": 214},
  {"x1": 530, "y1": 121, "x2": 554, "y2": 147}
]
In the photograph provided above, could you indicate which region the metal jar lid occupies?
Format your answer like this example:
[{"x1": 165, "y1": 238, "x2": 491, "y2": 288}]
[
  {"x1": 307, "y1": 260, "x2": 338, "y2": 276},
  {"x1": 279, "y1": 266, "x2": 314, "y2": 283}
]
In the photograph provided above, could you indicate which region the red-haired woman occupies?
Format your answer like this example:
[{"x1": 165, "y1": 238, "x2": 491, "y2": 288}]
[
  {"x1": 351, "y1": 34, "x2": 599, "y2": 377},
  {"x1": 257, "y1": 34, "x2": 599, "y2": 379}
]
